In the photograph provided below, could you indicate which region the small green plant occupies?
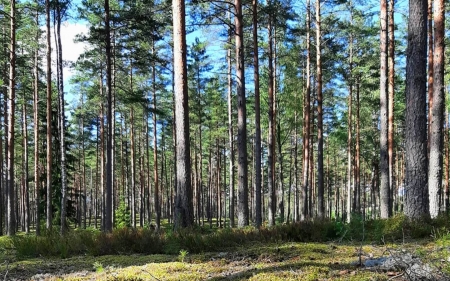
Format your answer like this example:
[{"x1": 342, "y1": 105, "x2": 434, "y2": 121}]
[
  {"x1": 93, "y1": 261, "x2": 104, "y2": 273},
  {"x1": 178, "y1": 249, "x2": 188, "y2": 263},
  {"x1": 115, "y1": 198, "x2": 131, "y2": 228}
]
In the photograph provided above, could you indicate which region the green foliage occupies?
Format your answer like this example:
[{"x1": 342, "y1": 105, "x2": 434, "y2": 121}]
[
  {"x1": 8, "y1": 216, "x2": 450, "y2": 260},
  {"x1": 115, "y1": 199, "x2": 131, "y2": 228},
  {"x1": 92, "y1": 261, "x2": 104, "y2": 273},
  {"x1": 178, "y1": 249, "x2": 188, "y2": 263}
]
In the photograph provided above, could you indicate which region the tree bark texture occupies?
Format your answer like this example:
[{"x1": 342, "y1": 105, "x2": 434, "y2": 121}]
[
  {"x1": 379, "y1": 0, "x2": 390, "y2": 219},
  {"x1": 235, "y1": 0, "x2": 249, "y2": 227},
  {"x1": 7, "y1": 0, "x2": 16, "y2": 236},
  {"x1": 316, "y1": 0, "x2": 325, "y2": 219},
  {"x1": 173, "y1": 0, "x2": 194, "y2": 229},
  {"x1": 428, "y1": 0, "x2": 444, "y2": 218},
  {"x1": 252, "y1": 0, "x2": 262, "y2": 228},
  {"x1": 405, "y1": 0, "x2": 429, "y2": 219}
]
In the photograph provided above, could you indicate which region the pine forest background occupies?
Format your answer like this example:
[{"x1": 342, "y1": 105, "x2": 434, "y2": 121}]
[{"x1": 0, "y1": 0, "x2": 446, "y2": 235}]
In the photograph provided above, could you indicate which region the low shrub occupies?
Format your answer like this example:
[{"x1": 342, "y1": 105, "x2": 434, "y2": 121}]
[{"x1": 7, "y1": 214, "x2": 450, "y2": 259}]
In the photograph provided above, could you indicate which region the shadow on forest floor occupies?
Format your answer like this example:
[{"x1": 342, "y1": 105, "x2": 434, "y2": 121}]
[{"x1": 1, "y1": 238, "x2": 446, "y2": 280}]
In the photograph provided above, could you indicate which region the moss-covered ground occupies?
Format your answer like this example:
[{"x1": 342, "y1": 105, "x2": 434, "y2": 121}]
[
  {"x1": 1, "y1": 238, "x2": 449, "y2": 280},
  {"x1": 2, "y1": 215, "x2": 450, "y2": 280}
]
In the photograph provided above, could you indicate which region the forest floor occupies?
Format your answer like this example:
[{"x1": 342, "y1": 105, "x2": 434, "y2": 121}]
[{"x1": 1, "y1": 238, "x2": 450, "y2": 281}]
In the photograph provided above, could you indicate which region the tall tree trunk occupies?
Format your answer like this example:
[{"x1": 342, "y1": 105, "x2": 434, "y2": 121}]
[
  {"x1": 428, "y1": 0, "x2": 444, "y2": 218},
  {"x1": 235, "y1": 0, "x2": 249, "y2": 227},
  {"x1": 302, "y1": 0, "x2": 311, "y2": 221},
  {"x1": 227, "y1": 13, "x2": 235, "y2": 228},
  {"x1": 253, "y1": 0, "x2": 262, "y2": 228},
  {"x1": 379, "y1": 0, "x2": 390, "y2": 219},
  {"x1": 33, "y1": 7, "x2": 40, "y2": 235},
  {"x1": 405, "y1": 0, "x2": 428, "y2": 219},
  {"x1": 6, "y1": 0, "x2": 16, "y2": 236},
  {"x1": 427, "y1": 0, "x2": 433, "y2": 154},
  {"x1": 130, "y1": 107, "x2": 136, "y2": 228},
  {"x1": 99, "y1": 74, "x2": 105, "y2": 230},
  {"x1": 22, "y1": 87, "x2": 29, "y2": 233},
  {"x1": 355, "y1": 77, "x2": 361, "y2": 213},
  {"x1": 276, "y1": 124, "x2": 284, "y2": 222},
  {"x1": 294, "y1": 86, "x2": 299, "y2": 222},
  {"x1": 445, "y1": 107, "x2": 449, "y2": 213},
  {"x1": 45, "y1": 0, "x2": 52, "y2": 231},
  {"x1": 173, "y1": 0, "x2": 193, "y2": 229},
  {"x1": 104, "y1": 0, "x2": 113, "y2": 232},
  {"x1": 55, "y1": 2, "x2": 68, "y2": 234},
  {"x1": 346, "y1": 34, "x2": 353, "y2": 223},
  {"x1": 267, "y1": 6, "x2": 276, "y2": 226},
  {"x1": 388, "y1": 0, "x2": 395, "y2": 217},
  {"x1": 316, "y1": 0, "x2": 325, "y2": 219},
  {"x1": 152, "y1": 42, "x2": 161, "y2": 230}
]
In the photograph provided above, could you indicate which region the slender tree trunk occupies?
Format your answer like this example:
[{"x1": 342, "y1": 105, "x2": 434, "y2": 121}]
[
  {"x1": 316, "y1": 0, "x2": 325, "y2": 219},
  {"x1": 152, "y1": 43, "x2": 161, "y2": 230},
  {"x1": 130, "y1": 107, "x2": 136, "y2": 228},
  {"x1": 355, "y1": 78, "x2": 361, "y2": 213},
  {"x1": 428, "y1": 0, "x2": 444, "y2": 218},
  {"x1": 227, "y1": 14, "x2": 235, "y2": 228},
  {"x1": 427, "y1": 0, "x2": 433, "y2": 154},
  {"x1": 294, "y1": 87, "x2": 299, "y2": 222},
  {"x1": 267, "y1": 7, "x2": 276, "y2": 226},
  {"x1": 346, "y1": 35, "x2": 353, "y2": 223},
  {"x1": 55, "y1": 2, "x2": 68, "y2": 234},
  {"x1": 253, "y1": 0, "x2": 262, "y2": 228},
  {"x1": 173, "y1": 0, "x2": 193, "y2": 228},
  {"x1": 276, "y1": 124, "x2": 284, "y2": 223},
  {"x1": 33, "y1": 8, "x2": 40, "y2": 235},
  {"x1": 235, "y1": 0, "x2": 249, "y2": 227},
  {"x1": 379, "y1": 0, "x2": 390, "y2": 219},
  {"x1": 99, "y1": 74, "x2": 105, "y2": 230},
  {"x1": 45, "y1": 0, "x2": 52, "y2": 231},
  {"x1": 405, "y1": 0, "x2": 428, "y2": 219},
  {"x1": 302, "y1": 0, "x2": 311, "y2": 221},
  {"x1": 22, "y1": 87, "x2": 29, "y2": 233},
  {"x1": 104, "y1": 0, "x2": 113, "y2": 232},
  {"x1": 6, "y1": 0, "x2": 16, "y2": 236},
  {"x1": 445, "y1": 107, "x2": 449, "y2": 213},
  {"x1": 388, "y1": 0, "x2": 395, "y2": 217}
]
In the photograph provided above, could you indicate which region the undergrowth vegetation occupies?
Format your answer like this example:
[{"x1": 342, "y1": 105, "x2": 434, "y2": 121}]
[{"x1": 3, "y1": 214, "x2": 450, "y2": 259}]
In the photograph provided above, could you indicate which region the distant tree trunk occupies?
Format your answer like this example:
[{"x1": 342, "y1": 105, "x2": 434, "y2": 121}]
[
  {"x1": 388, "y1": 0, "x2": 395, "y2": 216},
  {"x1": 267, "y1": 7, "x2": 276, "y2": 226},
  {"x1": 444, "y1": 107, "x2": 449, "y2": 213},
  {"x1": 316, "y1": 0, "x2": 325, "y2": 219},
  {"x1": 130, "y1": 107, "x2": 136, "y2": 228},
  {"x1": 55, "y1": 1, "x2": 68, "y2": 234},
  {"x1": 227, "y1": 15, "x2": 235, "y2": 228},
  {"x1": 252, "y1": 0, "x2": 262, "y2": 228},
  {"x1": 294, "y1": 89, "x2": 299, "y2": 222},
  {"x1": 33, "y1": 8, "x2": 40, "y2": 235},
  {"x1": 405, "y1": 0, "x2": 428, "y2": 219},
  {"x1": 235, "y1": 0, "x2": 249, "y2": 227},
  {"x1": 428, "y1": 0, "x2": 444, "y2": 218},
  {"x1": 104, "y1": 0, "x2": 113, "y2": 232},
  {"x1": 427, "y1": 0, "x2": 433, "y2": 154},
  {"x1": 379, "y1": 0, "x2": 390, "y2": 219},
  {"x1": 277, "y1": 123, "x2": 284, "y2": 223},
  {"x1": 45, "y1": 0, "x2": 52, "y2": 231},
  {"x1": 301, "y1": 0, "x2": 311, "y2": 221},
  {"x1": 173, "y1": 0, "x2": 193, "y2": 229},
  {"x1": 6, "y1": 0, "x2": 16, "y2": 236},
  {"x1": 152, "y1": 42, "x2": 161, "y2": 230},
  {"x1": 22, "y1": 84, "x2": 30, "y2": 234},
  {"x1": 99, "y1": 73, "x2": 105, "y2": 230},
  {"x1": 355, "y1": 78, "x2": 361, "y2": 213},
  {"x1": 346, "y1": 35, "x2": 353, "y2": 223}
]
